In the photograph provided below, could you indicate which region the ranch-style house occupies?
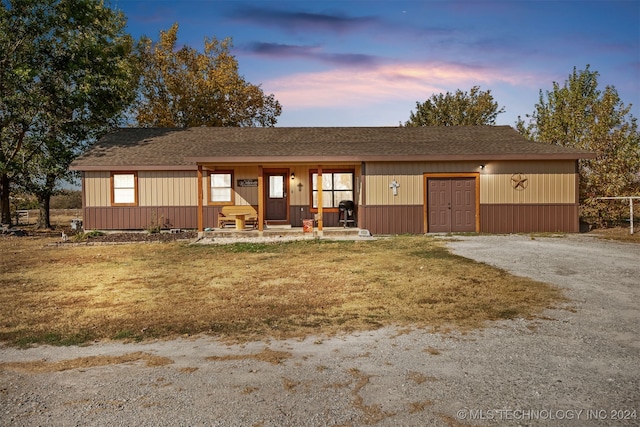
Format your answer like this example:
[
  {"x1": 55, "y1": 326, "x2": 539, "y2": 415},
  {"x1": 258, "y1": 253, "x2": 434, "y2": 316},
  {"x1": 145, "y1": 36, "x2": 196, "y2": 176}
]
[{"x1": 69, "y1": 126, "x2": 595, "y2": 235}]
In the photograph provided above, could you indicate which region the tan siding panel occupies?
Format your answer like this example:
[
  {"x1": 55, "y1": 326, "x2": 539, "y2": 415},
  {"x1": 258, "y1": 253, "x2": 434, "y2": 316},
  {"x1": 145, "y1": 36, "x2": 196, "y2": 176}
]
[
  {"x1": 365, "y1": 161, "x2": 481, "y2": 206},
  {"x1": 84, "y1": 171, "x2": 110, "y2": 207},
  {"x1": 234, "y1": 166, "x2": 259, "y2": 206},
  {"x1": 139, "y1": 171, "x2": 198, "y2": 207},
  {"x1": 289, "y1": 166, "x2": 310, "y2": 207},
  {"x1": 365, "y1": 175, "x2": 423, "y2": 205},
  {"x1": 365, "y1": 161, "x2": 577, "y2": 205},
  {"x1": 366, "y1": 161, "x2": 482, "y2": 175},
  {"x1": 143, "y1": 174, "x2": 151, "y2": 206},
  {"x1": 481, "y1": 174, "x2": 576, "y2": 204},
  {"x1": 482, "y1": 160, "x2": 576, "y2": 175}
]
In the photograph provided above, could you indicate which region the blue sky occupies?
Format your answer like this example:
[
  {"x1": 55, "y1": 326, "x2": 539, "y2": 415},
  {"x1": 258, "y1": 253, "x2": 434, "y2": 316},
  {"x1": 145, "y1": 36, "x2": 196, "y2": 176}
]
[{"x1": 113, "y1": 0, "x2": 640, "y2": 127}]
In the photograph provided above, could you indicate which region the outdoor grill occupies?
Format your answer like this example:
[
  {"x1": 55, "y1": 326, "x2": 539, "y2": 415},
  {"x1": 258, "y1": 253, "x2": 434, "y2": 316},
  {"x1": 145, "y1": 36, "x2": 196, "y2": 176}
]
[{"x1": 338, "y1": 200, "x2": 356, "y2": 228}]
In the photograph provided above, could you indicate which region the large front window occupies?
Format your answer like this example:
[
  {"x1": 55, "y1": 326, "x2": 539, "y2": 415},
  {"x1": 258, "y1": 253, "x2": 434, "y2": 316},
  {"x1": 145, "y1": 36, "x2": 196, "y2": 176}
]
[
  {"x1": 311, "y1": 171, "x2": 354, "y2": 208},
  {"x1": 209, "y1": 171, "x2": 234, "y2": 204}
]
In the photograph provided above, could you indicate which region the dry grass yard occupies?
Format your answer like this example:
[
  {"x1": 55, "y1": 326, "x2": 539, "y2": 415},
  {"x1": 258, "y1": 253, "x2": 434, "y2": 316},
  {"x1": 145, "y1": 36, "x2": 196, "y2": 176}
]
[
  {"x1": 591, "y1": 226, "x2": 640, "y2": 243},
  {"x1": 0, "y1": 234, "x2": 565, "y2": 347}
]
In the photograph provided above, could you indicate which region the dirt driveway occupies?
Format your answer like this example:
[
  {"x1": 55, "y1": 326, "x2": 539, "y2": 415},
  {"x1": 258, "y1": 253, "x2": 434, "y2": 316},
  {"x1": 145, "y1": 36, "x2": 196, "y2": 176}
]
[{"x1": 1, "y1": 234, "x2": 638, "y2": 426}]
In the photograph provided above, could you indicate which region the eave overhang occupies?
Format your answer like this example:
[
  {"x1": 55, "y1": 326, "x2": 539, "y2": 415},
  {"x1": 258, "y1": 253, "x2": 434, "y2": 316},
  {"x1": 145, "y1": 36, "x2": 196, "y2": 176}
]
[
  {"x1": 69, "y1": 152, "x2": 595, "y2": 171},
  {"x1": 187, "y1": 152, "x2": 596, "y2": 164},
  {"x1": 69, "y1": 164, "x2": 199, "y2": 171}
]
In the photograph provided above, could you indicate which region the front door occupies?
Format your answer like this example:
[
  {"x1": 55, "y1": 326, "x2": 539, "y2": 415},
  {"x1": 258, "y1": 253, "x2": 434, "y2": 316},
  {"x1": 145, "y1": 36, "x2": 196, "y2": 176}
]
[
  {"x1": 265, "y1": 171, "x2": 288, "y2": 223},
  {"x1": 428, "y1": 178, "x2": 476, "y2": 232}
]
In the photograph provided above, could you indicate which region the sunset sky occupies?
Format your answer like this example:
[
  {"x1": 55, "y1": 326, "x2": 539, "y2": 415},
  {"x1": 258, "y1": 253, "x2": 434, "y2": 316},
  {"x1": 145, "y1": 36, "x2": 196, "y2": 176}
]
[{"x1": 114, "y1": 0, "x2": 640, "y2": 128}]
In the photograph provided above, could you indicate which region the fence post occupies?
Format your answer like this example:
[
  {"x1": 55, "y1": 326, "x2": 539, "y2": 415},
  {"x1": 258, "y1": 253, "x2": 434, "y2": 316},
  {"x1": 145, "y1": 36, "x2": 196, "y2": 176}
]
[
  {"x1": 631, "y1": 198, "x2": 634, "y2": 235},
  {"x1": 597, "y1": 196, "x2": 639, "y2": 235}
]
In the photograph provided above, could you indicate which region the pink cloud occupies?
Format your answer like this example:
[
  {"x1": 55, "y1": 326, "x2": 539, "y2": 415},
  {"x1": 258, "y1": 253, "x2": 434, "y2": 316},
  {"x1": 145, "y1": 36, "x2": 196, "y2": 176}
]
[{"x1": 263, "y1": 61, "x2": 549, "y2": 109}]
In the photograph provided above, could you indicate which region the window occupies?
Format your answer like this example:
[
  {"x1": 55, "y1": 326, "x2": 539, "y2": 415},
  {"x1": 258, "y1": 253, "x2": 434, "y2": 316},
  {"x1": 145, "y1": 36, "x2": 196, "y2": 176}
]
[
  {"x1": 269, "y1": 175, "x2": 284, "y2": 198},
  {"x1": 209, "y1": 171, "x2": 234, "y2": 204},
  {"x1": 111, "y1": 172, "x2": 137, "y2": 206},
  {"x1": 311, "y1": 171, "x2": 354, "y2": 209}
]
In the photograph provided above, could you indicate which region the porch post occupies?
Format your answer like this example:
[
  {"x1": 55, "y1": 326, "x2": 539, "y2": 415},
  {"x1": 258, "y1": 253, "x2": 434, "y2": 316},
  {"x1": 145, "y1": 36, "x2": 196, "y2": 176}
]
[
  {"x1": 197, "y1": 164, "x2": 203, "y2": 232},
  {"x1": 317, "y1": 165, "x2": 323, "y2": 232},
  {"x1": 257, "y1": 165, "x2": 264, "y2": 232}
]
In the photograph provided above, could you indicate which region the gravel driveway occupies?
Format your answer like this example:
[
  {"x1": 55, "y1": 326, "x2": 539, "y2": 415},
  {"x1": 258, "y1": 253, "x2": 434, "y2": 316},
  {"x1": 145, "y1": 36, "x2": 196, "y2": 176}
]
[{"x1": 1, "y1": 234, "x2": 638, "y2": 426}]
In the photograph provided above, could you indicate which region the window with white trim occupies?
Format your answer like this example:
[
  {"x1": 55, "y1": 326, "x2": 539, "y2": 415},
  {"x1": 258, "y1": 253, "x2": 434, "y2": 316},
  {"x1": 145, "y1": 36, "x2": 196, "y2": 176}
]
[{"x1": 311, "y1": 171, "x2": 354, "y2": 208}]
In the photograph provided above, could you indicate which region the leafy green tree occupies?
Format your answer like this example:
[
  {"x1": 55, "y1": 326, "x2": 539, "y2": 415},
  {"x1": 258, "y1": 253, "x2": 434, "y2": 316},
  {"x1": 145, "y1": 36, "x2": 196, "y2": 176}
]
[
  {"x1": 135, "y1": 24, "x2": 282, "y2": 128},
  {"x1": 406, "y1": 86, "x2": 505, "y2": 126},
  {"x1": 517, "y1": 65, "x2": 640, "y2": 226},
  {"x1": 0, "y1": 0, "x2": 137, "y2": 227}
]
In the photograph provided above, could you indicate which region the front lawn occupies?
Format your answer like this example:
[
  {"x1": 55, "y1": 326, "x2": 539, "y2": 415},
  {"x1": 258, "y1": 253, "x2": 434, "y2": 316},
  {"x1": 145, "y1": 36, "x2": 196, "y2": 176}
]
[{"x1": 0, "y1": 235, "x2": 563, "y2": 346}]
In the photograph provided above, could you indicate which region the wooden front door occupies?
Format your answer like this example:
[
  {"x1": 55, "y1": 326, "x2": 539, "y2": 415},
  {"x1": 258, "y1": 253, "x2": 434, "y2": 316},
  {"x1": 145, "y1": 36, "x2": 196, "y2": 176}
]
[
  {"x1": 265, "y1": 171, "x2": 288, "y2": 222},
  {"x1": 428, "y1": 178, "x2": 476, "y2": 232}
]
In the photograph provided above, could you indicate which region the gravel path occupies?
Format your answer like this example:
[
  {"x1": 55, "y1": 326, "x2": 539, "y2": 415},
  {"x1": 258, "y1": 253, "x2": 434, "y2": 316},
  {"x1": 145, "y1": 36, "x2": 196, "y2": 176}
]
[{"x1": 1, "y1": 234, "x2": 638, "y2": 426}]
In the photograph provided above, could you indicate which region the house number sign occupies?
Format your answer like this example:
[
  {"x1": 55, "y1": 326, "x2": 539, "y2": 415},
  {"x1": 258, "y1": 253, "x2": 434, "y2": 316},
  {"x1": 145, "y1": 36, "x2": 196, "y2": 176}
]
[{"x1": 237, "y1": 179, "x2": 258, "y2": 187}]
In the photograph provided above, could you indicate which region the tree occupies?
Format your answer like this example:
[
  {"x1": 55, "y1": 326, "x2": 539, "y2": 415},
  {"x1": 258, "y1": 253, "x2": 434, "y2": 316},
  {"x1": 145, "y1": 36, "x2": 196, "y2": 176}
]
[
  {"x1": 135, "y1": 24, "x2": 282, "y2": 128},
  {"x1": 405, "y1": 86, "x2": 505, "y2": 126},
  {"x1": 517, "y1": 65, "x2": 640, "y2": 226},
  {"x1": 0, "y1": 0, "x2": 137, "y2": 227}
]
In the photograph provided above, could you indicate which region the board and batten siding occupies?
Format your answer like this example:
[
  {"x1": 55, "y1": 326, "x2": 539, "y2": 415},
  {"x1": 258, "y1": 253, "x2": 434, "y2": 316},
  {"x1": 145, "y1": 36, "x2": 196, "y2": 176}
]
[
  {"x1": 84, "y1": 171, "x2": 198, "y2": 207},
  {"x1": 208, "y1": 166, "x2": 259, "y2": 206},
  {"x1": 139, "y1": 171, "x2": 198, "y2": 206},
  {"x1": 364, "y1": 161, "x2": 483, "y2": 206},
  {"x1": 83, "y1": 170, "x2": 199, "y2": 230},
  {"x1": 81, "y1": 160, "x2": 579, "y2": 233},
  {"x1": 480, "y1": 173, "x2": 575, "y2": 204},
  {"x1": 360, "y1": 160, "x2": 579, "y2": 234},
  {"x1": 83, "y1": 171, "x2": 111, "y2": 207},
  {"x1": 479, "y1": 160, "x2": 579, "y2": 232},
  {"x1": 479, "y1": 160, "x2": 577, "y2": 205},
  {"x1": 84, "y1": 164, "x2": 362, "y2": 209},
  {"x1": 363, "y1": 160, "x2": 576, "y2": 206}
]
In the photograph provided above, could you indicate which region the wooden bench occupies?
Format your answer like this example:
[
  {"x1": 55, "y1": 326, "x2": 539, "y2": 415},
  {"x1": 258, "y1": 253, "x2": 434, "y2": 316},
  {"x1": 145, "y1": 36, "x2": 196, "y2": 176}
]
[{"x1": 218, "y1": 205, "x2": 259, "y2": 229}]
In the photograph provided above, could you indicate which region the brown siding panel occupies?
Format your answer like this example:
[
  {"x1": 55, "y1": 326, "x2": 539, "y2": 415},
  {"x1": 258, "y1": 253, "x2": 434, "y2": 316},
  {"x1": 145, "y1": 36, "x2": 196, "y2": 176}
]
[
  {"x1": 481, "y1": 204, "x2": 579, "y2": 233},
  {"x1": 287, "y1": 206, "x2": 342, "y2": 228},
  {"x1": 84, "y1": 204, "x2": 579, "y2": 233},
  {"x1": 359, "y1": 205, "x2": 423, "y2": 235},
  {"x1": 84, "y1": 207, "x2": 200, "y2": 230}
]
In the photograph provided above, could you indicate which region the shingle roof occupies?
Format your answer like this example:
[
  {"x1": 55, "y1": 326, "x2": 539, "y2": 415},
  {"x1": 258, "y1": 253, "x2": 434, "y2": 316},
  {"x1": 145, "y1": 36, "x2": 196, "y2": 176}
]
[{"x1": 70, "y1": 126, "x2": 595, "y2": 170}]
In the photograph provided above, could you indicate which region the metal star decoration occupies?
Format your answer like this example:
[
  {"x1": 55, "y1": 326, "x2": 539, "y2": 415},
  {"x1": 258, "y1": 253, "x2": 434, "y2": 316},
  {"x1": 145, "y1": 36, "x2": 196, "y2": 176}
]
[{"x1": 511, "y1": 173, "x2": 528, "y2": 191}]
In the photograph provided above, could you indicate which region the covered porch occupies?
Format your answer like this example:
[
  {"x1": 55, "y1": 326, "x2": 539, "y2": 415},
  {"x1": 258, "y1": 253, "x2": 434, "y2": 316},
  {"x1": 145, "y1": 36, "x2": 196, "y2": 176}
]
[{"x1": 194, "y1": 162, "x2": 361, "y2": 235}]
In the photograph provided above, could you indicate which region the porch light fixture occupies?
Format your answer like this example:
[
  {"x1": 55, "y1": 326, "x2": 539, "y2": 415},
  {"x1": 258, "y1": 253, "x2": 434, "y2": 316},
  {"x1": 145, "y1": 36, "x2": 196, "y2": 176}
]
[
  {"x1": 479, "y1": 164, "x2": 485, "y2": 170},
  {"x1": 290, "y1": 172, "x2": 295, "y2": 180}
]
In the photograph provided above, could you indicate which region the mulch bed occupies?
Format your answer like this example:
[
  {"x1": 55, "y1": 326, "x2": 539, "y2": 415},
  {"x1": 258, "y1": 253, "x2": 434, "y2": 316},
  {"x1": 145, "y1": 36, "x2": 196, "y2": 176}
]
[
  {"x1": 76, "y1": 231, "x2": 198, "y2": 243},
  {"x1": 1, "y1": 228, "x2": 197, "y2": 244}
]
